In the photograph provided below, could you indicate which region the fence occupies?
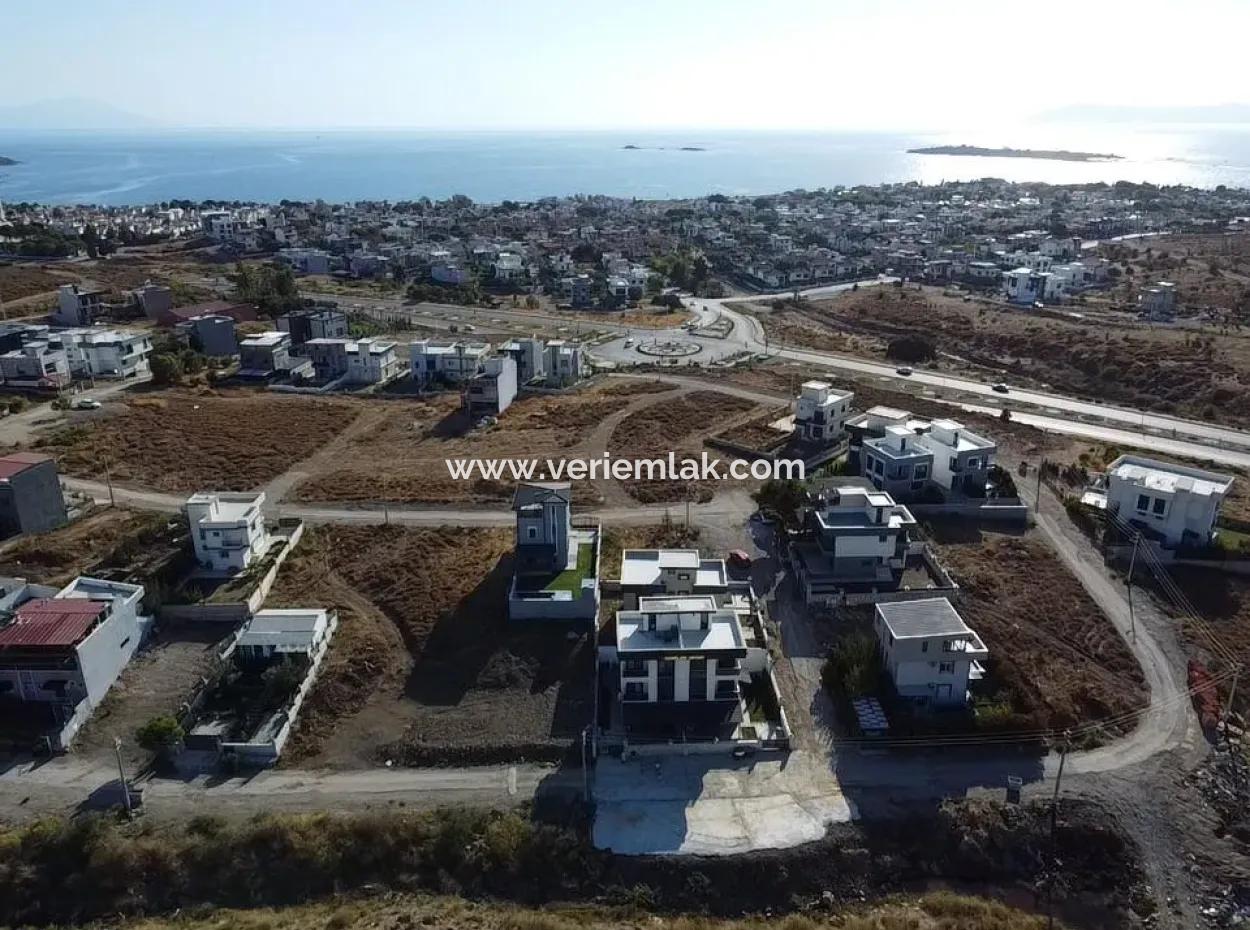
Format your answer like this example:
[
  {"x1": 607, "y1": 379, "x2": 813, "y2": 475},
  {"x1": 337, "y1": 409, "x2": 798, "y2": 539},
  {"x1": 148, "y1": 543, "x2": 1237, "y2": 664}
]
[{"x1": 909, "y1": 500, "x2": 1028, "y2": 524}]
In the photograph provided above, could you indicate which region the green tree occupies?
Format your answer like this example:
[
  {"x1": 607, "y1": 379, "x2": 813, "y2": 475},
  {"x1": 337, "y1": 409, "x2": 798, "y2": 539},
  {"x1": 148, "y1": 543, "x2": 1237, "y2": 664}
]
[
  {"x1": 136, "y1": 715, "x2": 184, "y2": 752},
  {"x1": 751, "y1": 478, "x2": 807, "y2": 530},
  {"x1": 149, "y1": 353, "x2": 184, "y2": 385}
]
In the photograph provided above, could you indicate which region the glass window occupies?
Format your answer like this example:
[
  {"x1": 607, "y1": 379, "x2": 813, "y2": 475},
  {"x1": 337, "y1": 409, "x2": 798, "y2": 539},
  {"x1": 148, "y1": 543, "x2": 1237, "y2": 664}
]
[
  {"x1": 939, "y1": 661, "x2": 955, "y2": 674},
  {"x1": 1136, "y1": 494, "x2": 1150, "y2": 512},
  {"x1": 1152, "y1": 498, "x2": 1167, "y2": 516}
]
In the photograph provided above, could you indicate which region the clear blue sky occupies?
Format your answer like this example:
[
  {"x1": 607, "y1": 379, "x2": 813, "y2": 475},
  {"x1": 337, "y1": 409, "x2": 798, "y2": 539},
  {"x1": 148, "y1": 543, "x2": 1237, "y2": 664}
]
[{"x1": 3, "y1": 0, "x2": 1248, "y2": 130}]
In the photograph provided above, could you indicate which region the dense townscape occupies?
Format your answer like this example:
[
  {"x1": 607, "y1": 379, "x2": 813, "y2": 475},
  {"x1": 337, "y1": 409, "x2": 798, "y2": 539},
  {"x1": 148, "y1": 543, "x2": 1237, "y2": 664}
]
[{"x1": 4, "y1": 182, "x2": 1250, "y2": 928}]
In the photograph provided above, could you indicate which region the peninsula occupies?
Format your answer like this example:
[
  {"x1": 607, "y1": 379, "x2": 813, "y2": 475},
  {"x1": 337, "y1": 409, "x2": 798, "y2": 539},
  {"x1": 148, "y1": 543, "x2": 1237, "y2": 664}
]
[
  {"x1": 908, "y1": 144, "x2": 1122, "y2": 162},
  {"x1": 0, "y1": 156, "x2": 19, "y2": 166}
]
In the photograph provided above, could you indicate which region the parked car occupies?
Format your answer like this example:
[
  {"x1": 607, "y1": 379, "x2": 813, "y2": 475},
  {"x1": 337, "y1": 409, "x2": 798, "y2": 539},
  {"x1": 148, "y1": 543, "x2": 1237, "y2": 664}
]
[
  {"x1": 73, "y1": 398, "x2": 102, "y2": 410},
  {"x1": 895, "y1": 366, "x2": 913, "y2": 376},
  {"x1": 992, "y1": 382, "x2": 1010, "y2": 394},
  {"x1": 727, "y1": 549, "x2": 752, "y2": 571}
]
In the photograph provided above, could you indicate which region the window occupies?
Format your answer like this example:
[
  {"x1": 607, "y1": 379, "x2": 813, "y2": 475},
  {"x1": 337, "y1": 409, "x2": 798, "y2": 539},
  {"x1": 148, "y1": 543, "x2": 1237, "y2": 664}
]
[
  {"x1": 878, "y1": 534, "x2": 888, "y2": 544},
  {"x1": 526, "y1": 526, "x2": 537, "y2": 539},
  {"x1": 677, "y1": 572, "x2": 690, "y2": 581},
  {"x1": 1136, "y1": 494, "x2": 1150, "y2": 513},
  {"x1": 915, "y1": 464, "x2": 929, "y2": 479},
  {"x1": 622, "y1": 659, "x2": 647, "y2": 677},
  {"x1": 938, "y1": 661, "x2": 955, "y2": 674},
  {"x1": 921, "y1": 641, "x2": 929, "y2": 653},
  {"x1": 1152, "y1": 498, "x2": 1167, "y2": 516},
  {"x1": 623, "y1": 682, "x2": 648, "y2": 701},
  {"x1": 967, "y1": 457, "x2": 980, "y2": 470}
]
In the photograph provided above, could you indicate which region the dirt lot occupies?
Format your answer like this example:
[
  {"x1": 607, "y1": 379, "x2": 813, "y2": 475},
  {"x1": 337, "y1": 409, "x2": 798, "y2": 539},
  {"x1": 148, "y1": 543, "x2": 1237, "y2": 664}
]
[
  {"x1": 73, "y1": 623, "x2": 231, "y2": 768},
  {"x1": 751, "y1": 286, "x2": 1250, "y2": 425},
  {"x1": 607, "y1": 390, "x2": 760, "y2": 503},
  {"x1": 1098, "y1": 233, "x2": 1250, "y2": 321},
  {"x1": 599, "y1": 378, "x2": 679, "y2": 397},
  {"x1": 0, "y1": 507, "x2": 173, "y2": 587},
  {"x1": 1158, "y1": 567, "x2": 1250, "y2": 719},
  {"x1": 927, "y1": 524, "x2": 1148, "y2": 742},
  {"x1": 290, "y1": 388, "x2": 634, "y2": 505},
  {"x1": 715, "y1": 407, "x2": 791, "y2": 451},
  {"x1": 0, "y1": 263, "x2": 77, "y2": 304},
  {"x1": 33, "y1": 389, "x2": 359, "y2": 492},
  {"x1": 263, "y1": 525, "x2": 593, "y2": 767}
]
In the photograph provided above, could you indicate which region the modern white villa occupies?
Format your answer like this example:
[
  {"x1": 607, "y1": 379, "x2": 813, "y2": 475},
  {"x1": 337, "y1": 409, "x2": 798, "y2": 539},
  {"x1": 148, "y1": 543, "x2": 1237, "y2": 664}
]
[
  {"x1": 507, "y1": 482, "x2": 600, "y2": 621},
  {"x1": 1097, "y1": 454, "x2": 1235, "y2": 549},
  {"x1": 793, "y1": 380, "x2": 854, "y2": 444},
  {"x1": 874, "y1": 597, "x2": 988, "y2": 707},
  {"x1": 185, "y1": 491, "x2": 270, "y2": 574}
]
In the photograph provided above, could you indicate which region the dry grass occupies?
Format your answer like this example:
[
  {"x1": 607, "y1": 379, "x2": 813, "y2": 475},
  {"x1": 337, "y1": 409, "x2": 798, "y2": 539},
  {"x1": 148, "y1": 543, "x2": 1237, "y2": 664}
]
[
  {"x1": 1099, "y1": 233, "x2": 1250, "y2": 319},
  {"x1": 714, "y1": 407, "x2": 791, "y2": 451},
  {"x1": 265, "y1": 525, "x2": 592, "y2": 766},
  {"x1": 599, "y1": 378, "x2": 680, "y2": 396},
  {"x1": 291, "y1": 391, "x2": 632, "y2": 505},
  {"x1": 0, "y1": 507, "x2": 170, "y2": 586},
  {"x1": 35, "y1": 389, "x2": 357, "y2": 492},
  {"x1": 930, "y1": 526, "x2": 1147, "y2": 740},
  {"x1": 608, "y1": 390, "x2": 758, "y2": 503},
  {"x1": 107, "y1": 892, "x2": 1064, "y2": 930},
  {"x1": 789, "y1": 286, "x2": 1250, "y2": 424},
  {"x1": 0, "y1": 263, "x2": 77, "y2": 303}
]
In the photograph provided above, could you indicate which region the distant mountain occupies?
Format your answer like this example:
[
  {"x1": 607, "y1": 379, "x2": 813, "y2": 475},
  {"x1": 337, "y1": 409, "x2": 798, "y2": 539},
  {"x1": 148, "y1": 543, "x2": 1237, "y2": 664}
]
[
  {"x1": 1040, "y1": 103, "x2": 1250, "y2": 124},
  {"x1": 0, "y1": 96, "x2": 161, "y2": 130}
]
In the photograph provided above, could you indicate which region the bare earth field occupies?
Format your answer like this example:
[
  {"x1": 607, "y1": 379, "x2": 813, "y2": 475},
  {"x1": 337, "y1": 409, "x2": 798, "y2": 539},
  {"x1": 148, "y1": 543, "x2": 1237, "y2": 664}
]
[
  {"x1": 607, "y1": 390, "x2": 759, "y2": 503},
  {"x1": 754, "y1": 286, "x2": 1250, "y2": 424},
  {"x1": 0, "y1": 507, "x2": 171, "y2": 587},
  {"x1": 290, "y1": 389, "x2": 634, "y2": 505},
  {"x1": 1099, "y1": 233, "x2": 1250, "y2": 320},
  {"x1": 264, "y1": 524, "x2": 592, "y2": 767},
  {"x1": 927, "y1": 524, "x2": 1147, "y2": 742},
  {"x1": 33, "y1": 389, "x2": 358, "y2": 492}
]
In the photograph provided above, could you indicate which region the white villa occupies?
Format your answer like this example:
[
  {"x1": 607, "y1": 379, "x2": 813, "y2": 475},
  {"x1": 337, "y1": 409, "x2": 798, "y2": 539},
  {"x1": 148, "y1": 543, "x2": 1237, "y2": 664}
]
[
  {"x1": 185, "y1": 491, "x2": 269, "y2": 574},
  {"x1": 793, "y1": 380, "x2": 854, "y2": 443},
  {"x1": 508, "y1": 482, "x2": 600, "y2": 621},
  {"x1": 874, "y1": 597, "x2": 987, "y2": 707},
  {"x1": 1100, "y1": 454, "x2": 1235, "y2": 548}
]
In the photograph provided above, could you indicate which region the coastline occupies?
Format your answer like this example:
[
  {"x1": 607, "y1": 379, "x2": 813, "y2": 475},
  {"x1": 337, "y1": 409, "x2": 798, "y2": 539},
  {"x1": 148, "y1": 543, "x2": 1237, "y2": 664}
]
[{"x1": 908, "y1": 144, "x2": 1123, "y2": 162}]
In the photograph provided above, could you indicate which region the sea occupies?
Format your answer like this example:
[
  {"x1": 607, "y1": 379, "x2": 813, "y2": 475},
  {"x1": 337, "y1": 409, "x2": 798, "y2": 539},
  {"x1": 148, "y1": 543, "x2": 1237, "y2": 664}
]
[{"x1": 2, "y1": 124, "x2": 1250, "y2": 206}]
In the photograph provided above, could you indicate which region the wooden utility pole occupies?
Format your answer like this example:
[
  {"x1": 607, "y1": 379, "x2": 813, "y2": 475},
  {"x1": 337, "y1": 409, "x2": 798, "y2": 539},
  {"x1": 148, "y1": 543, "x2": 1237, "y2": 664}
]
[
  {"x1": 1126, "y1": 534, "x2": 1140, "y2": 643},
  {"x1": 1047, "y1": 731, "x2": 1072, "y2": 930},
  {"x1": 113, "y1": 736, "x2": 133, "y2": 819}
]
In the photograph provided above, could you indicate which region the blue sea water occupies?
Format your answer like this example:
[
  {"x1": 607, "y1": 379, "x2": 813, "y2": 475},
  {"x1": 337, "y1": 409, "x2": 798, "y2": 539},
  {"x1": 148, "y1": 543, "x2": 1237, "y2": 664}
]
[{"x1": 2, "y1": 126, "x2": 1250, "y2": 206}]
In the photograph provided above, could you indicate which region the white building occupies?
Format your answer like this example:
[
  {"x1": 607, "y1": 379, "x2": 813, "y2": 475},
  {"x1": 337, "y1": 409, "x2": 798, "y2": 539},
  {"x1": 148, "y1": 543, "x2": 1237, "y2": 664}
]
[
  {"x1": 466, "y1": 354, "x2": 518, "y2": 417},
  {"x1": 57, "y1": 328, "x2": 153, "y2": 379},
  {"x1": 509, "y1": 482, "x2": 600, "y2": 622},
  {"x1": 923, "y1": 419, "x2": 996, "y2": 499},
  {"x1": 345, "y1": 338, "x2": 401, "y2": 384},
  {"x1": 803, "y1": 485, "x2": 916, "y2": 586},
  {"x1": 545, "y1": 339, "x2": 584, "y2": 385},
  {"x1": 617, "y1": 595, "x2": 746, "y2": 705},
  {"x1": 410, "y1": 339, "x2": 491, "y2": 386},
  {"x1": 0, "y1": 575, "x2": 146, "y2": 749},
  {"x1": 52, "y1": 284, "x2": 106, "y2": 326},
  {"x1": 234, "y1": 608, "x2": 333, "y2": 664},
  {"x1": 794, "y1": 380, "x2": 854, "y2": 443},
  {"x1": 185, "y1": 491, "x2": 269, "y2": 574},
  {"x1": 619, "y1": 549, "x2": 728, "y2": 610},
  {"x1": 501, "y1": 337, "x2": 547, "y2": 383},
  {"x1": 0, "y1": 341, "x2": 71, "y2": 388},
  {"x1": 874, "y1": 597, "x2": 987, "y2": 707},
  {"x1": 1103, "y1": 454, "x2": 1234, "y2": 548}
]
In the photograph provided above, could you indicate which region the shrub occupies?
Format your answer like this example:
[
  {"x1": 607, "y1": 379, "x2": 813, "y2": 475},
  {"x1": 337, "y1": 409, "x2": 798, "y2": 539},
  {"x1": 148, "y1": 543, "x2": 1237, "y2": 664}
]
[
  {"x1": 885, "y1": 334, "x2": 936, "y2": 363},
  {"x1": 136, "y1": 715, "x2": 185, "y2": 752}
]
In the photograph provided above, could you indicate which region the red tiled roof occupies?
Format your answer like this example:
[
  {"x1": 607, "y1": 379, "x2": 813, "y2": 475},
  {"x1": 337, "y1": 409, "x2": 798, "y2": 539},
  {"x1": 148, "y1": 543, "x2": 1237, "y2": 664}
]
[
  {"x1": 0, "y1": 452, "x2": 53, "y2": 481},
  {"x1": 0, "y1": 599, "x2": 106, "y2": 649}
]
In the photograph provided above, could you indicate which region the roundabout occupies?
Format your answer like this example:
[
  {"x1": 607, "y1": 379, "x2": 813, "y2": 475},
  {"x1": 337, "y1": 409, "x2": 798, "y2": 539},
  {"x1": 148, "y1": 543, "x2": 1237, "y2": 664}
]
[{"x1": 635, "y1": 338, "x2": 702, "y2": 358}]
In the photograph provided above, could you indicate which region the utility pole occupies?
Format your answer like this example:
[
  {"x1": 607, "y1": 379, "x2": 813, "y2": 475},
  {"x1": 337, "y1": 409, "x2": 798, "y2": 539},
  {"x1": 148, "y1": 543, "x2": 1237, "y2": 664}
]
[
  {"x1": 1047, "y1": 730, "x2": 1071, "y2": 930},
  {"x1": 101, "y1": 454, "x2": 116, "y2": 507},
  {"x1": 113, "y1": 736, "x2": 133, "y2": 819},
  {"x1": 1035, "y1": 459, "x2": 1043, "y2": 507},
  {"x1": 580, "y1": 726, "x2": 592, "y2": 804},
  {"x1": 1126, "y1": 533, "x2": 1140, "y2": 643}
]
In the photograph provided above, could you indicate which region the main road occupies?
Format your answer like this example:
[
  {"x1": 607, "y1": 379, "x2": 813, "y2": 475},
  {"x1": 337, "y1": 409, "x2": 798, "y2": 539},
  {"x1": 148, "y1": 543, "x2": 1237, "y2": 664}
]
[{"x1": 693, "y1": 283, "x2": 1250, "y2": 454}]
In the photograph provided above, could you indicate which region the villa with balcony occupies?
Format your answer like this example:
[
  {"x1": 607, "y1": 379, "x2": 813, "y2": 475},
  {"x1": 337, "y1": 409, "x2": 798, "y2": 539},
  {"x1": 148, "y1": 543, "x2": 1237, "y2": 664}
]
[{"x1": 508, "y1": 482, "x2": 600, "y2": 622}]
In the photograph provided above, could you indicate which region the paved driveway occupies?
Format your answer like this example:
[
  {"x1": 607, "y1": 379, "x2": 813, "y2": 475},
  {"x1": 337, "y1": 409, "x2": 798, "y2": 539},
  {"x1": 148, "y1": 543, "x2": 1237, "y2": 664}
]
[{"x1": 592, "y1": 750, "x2": 853, "y2": 855}]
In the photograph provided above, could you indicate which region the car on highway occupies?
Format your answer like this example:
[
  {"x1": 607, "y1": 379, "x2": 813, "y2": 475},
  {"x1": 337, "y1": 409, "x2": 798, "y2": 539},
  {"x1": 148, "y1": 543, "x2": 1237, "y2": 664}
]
[
  {"x1": 895, "y1": 366, "x2": 913, "y2": 376},
  {"x1": 73, "y1": 398, "x2": 102, "y2": 410},
  {"x1": 992, "y1": 382, "x2": 1010, "y2": 394},
  {"x1": 623, "y1": 338, "x2": 635, "y2": 347}
]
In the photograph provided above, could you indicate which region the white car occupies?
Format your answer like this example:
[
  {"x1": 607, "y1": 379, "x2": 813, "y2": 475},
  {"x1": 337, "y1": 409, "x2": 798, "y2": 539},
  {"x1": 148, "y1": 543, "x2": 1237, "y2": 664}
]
[{"x1": 73, "y1": 398, "x2": 102, "y2": 410}]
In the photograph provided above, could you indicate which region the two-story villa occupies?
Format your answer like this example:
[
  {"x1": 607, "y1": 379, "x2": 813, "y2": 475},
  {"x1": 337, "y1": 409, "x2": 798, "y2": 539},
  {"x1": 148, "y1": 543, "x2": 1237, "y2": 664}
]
[
  {"x1": 793, "y1": 380, "x2": 854, "y2": 443},
  {"x1": 1103, "y1": 454, "x2": 1234, "y2": 548},
  {"x1": 874, "y1": 597, "x2": 987, "y2": 707},
  {"x1": 508, "y1": 482, "x2": 600, "y2": 621},
  {"x1": 185, "y1": 491, "x2": 269, "y2": 574}
]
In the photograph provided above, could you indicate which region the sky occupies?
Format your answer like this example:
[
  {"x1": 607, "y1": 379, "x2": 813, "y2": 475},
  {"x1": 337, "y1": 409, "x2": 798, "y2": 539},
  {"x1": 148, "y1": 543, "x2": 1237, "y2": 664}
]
[{"x1": 3, "y1": 0, "x2": 1250, "y2": 131}]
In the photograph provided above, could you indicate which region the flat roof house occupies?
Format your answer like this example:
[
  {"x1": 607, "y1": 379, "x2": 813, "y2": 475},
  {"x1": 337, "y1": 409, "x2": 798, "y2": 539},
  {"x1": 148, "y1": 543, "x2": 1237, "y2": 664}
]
[
  {"x1": 874, "y1": 597, "x2": 987, "y2": 707},
  {"x1": 410, "y1": 339, "x2": 491, "y2": 386},
  {"x1": 52, "y1": 284, "x2": 107, "y2": 327},
  {"x1": 234, "y1": 608, "x2": 333, "y2": 665},
  {"x1": 793, "y1": 485, "x2": 916, "y2": 600},
  {"x1": 0, "y1": 452, "x2": 68, "y2": 538},
  {"x1": 922, "y1": 419, "x2": 996, "y2": 500},
  {"x1": 1104, "y1": 454, "x2": 1235, "y2": 548},
  {"x1": 793, "y1": 380, "x2": 854, "y2": 444},
  {"x1": 0, "y1": 575, "x2": 146, "y2": 749},
  {"x1": 185, "y1": 492, "x2": 269, "y2": 574},
  {"x1": 466, "y1": 354, "x2": 518, "y2": 418},
  {"x1": 863, "y1": 425, "x2": 934, "y2": 500},
  {"x1": 619, "y1": 549, "x2": 728, "y2": 610},
  {"x1": 509, "y1": 482, "x2": 600, "y2": 622},
  {"x1": 616, "y1": 594, "x2": 747, "y2": 742}
]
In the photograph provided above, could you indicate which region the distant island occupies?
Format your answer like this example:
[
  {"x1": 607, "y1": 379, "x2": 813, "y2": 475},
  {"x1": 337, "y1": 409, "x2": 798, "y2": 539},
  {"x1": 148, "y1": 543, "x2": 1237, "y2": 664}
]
[
  {"x1": 907, "y1": 145, "x2": 1122, "y2": 162},
  {"x1": 0, "y1": 156, "x2": 18, "y2": 166},
  {"x1": 622, "y1": 144, "x2": 706, "y2": 152}
]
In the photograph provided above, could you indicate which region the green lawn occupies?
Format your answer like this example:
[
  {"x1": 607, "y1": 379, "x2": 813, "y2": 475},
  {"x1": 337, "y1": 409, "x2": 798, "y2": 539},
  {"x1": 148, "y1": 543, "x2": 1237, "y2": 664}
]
[{"x1": 544, "y1": 542, "x2": 595, "y2": 593}]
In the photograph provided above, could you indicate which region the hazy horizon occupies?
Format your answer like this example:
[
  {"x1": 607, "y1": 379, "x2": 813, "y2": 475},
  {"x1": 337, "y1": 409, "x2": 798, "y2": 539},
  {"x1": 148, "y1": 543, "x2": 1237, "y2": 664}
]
[{"x1": 3, "y1": 0, "x2": 1249, "y2": 133}]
